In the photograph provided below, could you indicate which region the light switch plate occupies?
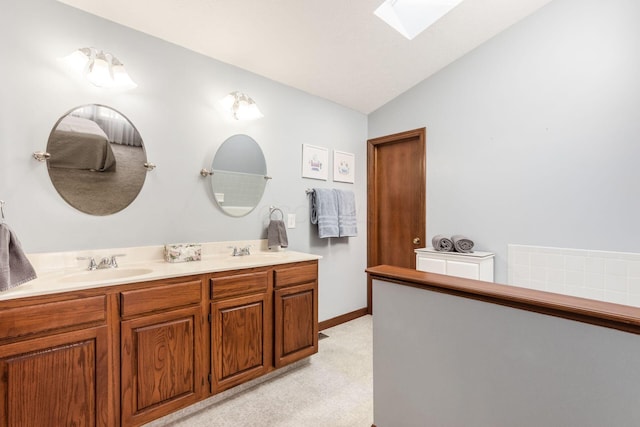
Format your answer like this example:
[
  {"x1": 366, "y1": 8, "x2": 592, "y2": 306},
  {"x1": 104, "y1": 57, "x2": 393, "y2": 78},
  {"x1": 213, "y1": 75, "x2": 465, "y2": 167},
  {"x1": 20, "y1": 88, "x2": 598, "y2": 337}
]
[{"x1": 287, "y1": 213, "x2": 296, "y2": 228}]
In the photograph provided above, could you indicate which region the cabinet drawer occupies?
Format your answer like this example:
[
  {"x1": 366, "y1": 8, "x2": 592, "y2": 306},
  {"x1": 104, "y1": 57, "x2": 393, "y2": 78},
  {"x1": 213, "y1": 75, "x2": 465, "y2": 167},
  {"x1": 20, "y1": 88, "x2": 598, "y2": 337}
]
[
  {"x1": 417, "y1": 256, "x2": 446, "y2": 274},
  {"x1": 447, "y1": 261, "x2": 480, "y2": 279},
  {"x1": 0, "y1": 295, "x2": 106, "y2": 341},
  {"x1": 211, "y1": 271, "x2": 269, "y2": 300},
  {"x1": 120, "y1": 280, "x2": 202, "y2": 317},
  {"x1": 274, "y1": 262, "x2": 317, "y2": 288}
]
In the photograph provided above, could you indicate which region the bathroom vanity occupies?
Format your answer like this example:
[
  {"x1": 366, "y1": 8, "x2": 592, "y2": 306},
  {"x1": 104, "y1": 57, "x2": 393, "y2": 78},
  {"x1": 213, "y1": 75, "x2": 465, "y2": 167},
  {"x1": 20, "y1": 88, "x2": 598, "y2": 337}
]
[{"x1": 0, "y1": 242, "x2": 319, "y2": 427}]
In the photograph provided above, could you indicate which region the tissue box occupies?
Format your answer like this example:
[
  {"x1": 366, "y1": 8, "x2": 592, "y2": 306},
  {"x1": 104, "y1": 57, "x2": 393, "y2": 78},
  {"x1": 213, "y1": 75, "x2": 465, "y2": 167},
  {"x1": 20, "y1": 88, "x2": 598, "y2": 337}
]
[{"x1": 164, "y1": 244, "x2": 202, "y2": 263}]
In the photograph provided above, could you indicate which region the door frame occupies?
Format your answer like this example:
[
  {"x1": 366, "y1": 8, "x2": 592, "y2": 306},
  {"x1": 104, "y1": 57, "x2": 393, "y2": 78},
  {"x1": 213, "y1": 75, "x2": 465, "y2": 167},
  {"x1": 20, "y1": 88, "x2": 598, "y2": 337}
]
[{"x1": 367, "y1": 128, "x2": 426, "y2": 313}]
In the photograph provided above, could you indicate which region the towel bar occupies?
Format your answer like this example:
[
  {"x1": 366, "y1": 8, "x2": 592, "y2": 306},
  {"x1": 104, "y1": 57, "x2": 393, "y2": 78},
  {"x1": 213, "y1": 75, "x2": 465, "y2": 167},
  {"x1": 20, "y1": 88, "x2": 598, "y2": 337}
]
[{"x1": 200, "y1": 168, "x2": 272, "y2": 180}]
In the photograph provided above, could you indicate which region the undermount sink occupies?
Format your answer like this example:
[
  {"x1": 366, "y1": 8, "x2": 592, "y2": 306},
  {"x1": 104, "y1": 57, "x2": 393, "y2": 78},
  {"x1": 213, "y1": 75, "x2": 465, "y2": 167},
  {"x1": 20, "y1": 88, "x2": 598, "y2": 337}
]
[{"x1": 59, "y1": 268, "x2": 154, "y2": 283}]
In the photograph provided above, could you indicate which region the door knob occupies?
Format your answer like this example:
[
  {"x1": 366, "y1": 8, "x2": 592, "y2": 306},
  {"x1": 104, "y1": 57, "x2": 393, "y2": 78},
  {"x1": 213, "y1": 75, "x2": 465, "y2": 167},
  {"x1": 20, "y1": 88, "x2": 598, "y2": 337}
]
[{"x1": 413, "y1": 237, "x2": 421, "y2": 245}]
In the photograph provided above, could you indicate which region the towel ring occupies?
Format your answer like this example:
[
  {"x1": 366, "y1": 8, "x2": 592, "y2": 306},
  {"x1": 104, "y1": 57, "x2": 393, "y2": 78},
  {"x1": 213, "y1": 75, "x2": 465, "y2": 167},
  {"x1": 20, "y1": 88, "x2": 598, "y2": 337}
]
[{"x1": 269, "y1": 206, "x2": 284, "y2": 220}]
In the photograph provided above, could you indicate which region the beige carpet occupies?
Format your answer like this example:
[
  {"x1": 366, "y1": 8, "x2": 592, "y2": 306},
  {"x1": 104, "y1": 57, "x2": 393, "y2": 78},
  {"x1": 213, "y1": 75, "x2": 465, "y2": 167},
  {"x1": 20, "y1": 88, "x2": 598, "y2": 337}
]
[
  {"x1": 48, "y1": 144, "x2": 147, "y2": 215},
  {"x1": 148, "y1": 315, "x2": 373, "y2": 427}
]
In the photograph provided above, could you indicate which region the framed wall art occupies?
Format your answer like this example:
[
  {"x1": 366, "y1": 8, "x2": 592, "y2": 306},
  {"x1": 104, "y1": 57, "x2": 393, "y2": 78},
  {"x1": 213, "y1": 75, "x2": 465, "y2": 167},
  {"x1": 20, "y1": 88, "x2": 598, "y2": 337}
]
[
  {"x1": 333, "y1": 150, "x2": 355, "y2": 183},
  {"x1": 302, "y1": 144, "x2": 328, "y2": 180}
]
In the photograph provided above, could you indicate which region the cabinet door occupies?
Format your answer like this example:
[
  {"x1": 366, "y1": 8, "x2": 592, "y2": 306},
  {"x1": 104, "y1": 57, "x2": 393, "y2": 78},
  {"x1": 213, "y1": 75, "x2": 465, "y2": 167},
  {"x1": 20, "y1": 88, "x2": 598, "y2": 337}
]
[
  {"x1": 274, "y1": 281, "x2": 318, "y2": 368},
  {"x1": 121, "y1": 306, "x2": 203, "y2": 427},
  {"x1": 0, "y1": 326, "x2": 110, "y2": 427},
  {"x1": 211, "y1": 292, "x2": 271, "y2": 393}
]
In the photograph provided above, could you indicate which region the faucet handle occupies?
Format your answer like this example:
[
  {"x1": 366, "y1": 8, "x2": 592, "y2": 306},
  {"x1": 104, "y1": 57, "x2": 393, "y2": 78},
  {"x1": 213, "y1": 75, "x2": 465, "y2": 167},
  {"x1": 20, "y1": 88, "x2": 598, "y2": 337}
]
[
  {"x1": 77, "y1": 256, "x2": 97, "y2": 270},
  {"x1": 110, "y1": 254, "x2": 126, "y2": 268}
]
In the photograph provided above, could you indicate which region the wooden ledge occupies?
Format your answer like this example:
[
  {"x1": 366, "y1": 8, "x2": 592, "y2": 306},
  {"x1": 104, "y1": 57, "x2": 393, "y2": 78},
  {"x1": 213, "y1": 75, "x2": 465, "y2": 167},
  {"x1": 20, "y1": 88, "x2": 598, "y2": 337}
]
[{"x1": 366, "y1": 265, "x2": 640, "y2": 335}]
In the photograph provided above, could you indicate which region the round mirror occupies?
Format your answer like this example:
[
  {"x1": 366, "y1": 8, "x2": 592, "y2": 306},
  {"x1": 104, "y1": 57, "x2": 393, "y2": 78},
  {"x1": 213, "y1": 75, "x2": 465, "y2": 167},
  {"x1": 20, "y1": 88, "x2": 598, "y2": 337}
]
[
  {"x1": 46, "y1": 104, "x2": 147, "y2": 215},
  {"x1": 210, "y1": 134, "x2": 268, "y2": 217}
]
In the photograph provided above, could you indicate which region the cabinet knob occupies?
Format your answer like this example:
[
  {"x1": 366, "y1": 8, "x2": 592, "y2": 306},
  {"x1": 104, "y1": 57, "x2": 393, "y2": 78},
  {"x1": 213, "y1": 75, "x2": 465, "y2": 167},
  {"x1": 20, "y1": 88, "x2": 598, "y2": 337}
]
[{"x1": 413, "y1": 237, "x2": 421, "y2": 245}]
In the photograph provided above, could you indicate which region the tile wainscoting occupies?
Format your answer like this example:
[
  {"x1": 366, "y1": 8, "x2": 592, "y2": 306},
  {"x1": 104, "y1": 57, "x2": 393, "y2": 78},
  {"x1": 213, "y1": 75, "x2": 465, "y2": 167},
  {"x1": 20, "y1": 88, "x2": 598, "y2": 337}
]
[{"x1": 508, "y1": 244, "x2": 640, "y2": 307}]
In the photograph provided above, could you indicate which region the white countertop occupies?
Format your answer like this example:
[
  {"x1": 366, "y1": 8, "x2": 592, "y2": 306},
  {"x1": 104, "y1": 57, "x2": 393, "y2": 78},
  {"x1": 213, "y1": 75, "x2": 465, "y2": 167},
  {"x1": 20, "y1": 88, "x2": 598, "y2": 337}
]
[{"x1": 1, "y1": 240, "x2": 321, "y2": 301}]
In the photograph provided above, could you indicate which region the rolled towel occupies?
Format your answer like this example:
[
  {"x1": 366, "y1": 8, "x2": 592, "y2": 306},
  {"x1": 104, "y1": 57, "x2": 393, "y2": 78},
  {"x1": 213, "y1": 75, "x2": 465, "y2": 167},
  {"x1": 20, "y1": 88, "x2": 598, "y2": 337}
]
[
  {"x1": 432, "y1": 235, "x2": 454, "y2": 252},
  {"x1": 451, "y1": 235, "x2": 474, "y2": 253}
]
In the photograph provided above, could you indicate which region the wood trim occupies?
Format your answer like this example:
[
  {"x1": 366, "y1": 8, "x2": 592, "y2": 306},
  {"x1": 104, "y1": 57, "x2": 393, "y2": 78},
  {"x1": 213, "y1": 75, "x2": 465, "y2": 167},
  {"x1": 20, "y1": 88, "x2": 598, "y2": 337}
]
[
  {"x1": 366, "y1": 265, "x2": 640, "y2": 335},
  {"x1": 319, "y1": 308, "x2": 368, "y2": 331}
]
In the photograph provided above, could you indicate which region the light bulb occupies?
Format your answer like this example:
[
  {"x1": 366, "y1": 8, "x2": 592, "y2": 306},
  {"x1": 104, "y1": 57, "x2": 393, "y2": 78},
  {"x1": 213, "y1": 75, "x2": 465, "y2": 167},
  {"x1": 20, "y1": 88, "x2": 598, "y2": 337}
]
[{"x1": 86, "y1": 52, "x2": 113, "y2": 87}]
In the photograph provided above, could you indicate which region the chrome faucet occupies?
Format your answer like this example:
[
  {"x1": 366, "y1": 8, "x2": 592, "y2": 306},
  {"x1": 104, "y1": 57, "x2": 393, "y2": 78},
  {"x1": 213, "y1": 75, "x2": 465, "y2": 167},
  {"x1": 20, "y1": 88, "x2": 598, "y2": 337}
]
[
  {"x1": 77, "y1": 256, "x2": 98, "y2": 270},
  {"x1": 78, "y1": 254, "x2": 126, "y2": 270},
  {"x1": 229, "y1": 245, "x2": 252, "y2": 256}
]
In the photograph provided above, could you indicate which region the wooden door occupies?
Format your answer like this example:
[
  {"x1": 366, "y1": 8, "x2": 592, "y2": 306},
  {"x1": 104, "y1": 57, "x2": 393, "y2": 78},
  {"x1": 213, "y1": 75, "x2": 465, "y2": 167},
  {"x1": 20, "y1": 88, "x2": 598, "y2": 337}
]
[
  {"x1": 367, "y1": 128, "x2": 426, "y2": 312},
  {"x1": 274, "y1": 281, "x2": 318, "y2": 368},
  {"x1": 211, "y1": 292, "x2": 270, "y2": 393},
  {"x1": 121, "y1": 306, "x2": 202, "y2": 426},
  {"x1": 0, "y1": 326, "x2": 109, "y2": 427}
]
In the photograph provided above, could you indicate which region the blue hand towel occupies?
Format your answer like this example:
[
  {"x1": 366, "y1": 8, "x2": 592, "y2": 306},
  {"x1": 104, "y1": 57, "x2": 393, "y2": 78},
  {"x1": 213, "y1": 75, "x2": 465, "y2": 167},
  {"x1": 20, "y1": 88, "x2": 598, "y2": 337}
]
[
  {"x1": 0, "y1": 223, "x2": 37, "y2": 292},
  {"x1": 310, "y1": 189, "x2": 339, "y2": 238},
  {"x1": 336, "y1": 189, "x2": 357, "y2": 237}
]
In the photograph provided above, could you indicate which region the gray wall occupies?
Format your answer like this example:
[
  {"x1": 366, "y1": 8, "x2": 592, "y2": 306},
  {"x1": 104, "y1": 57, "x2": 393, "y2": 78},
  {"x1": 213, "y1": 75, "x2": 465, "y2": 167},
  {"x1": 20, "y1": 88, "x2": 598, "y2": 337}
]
[
  {"x1": 368, "y1": 0, "x2": 640, "y2": 283},
  {"x1": 373, "y1": 279, "x2": 640, "y2": 427},
  {"x1": 0, "y1": 0, "x2": 368, "y2": 321}
]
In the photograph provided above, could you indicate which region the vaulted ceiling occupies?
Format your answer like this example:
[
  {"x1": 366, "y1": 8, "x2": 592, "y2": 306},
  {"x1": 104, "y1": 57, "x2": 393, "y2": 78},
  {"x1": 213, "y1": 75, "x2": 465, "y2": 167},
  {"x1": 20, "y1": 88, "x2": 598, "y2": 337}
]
[{"x1": 58, "y1": 0, "x2": 554, "y2": 113}]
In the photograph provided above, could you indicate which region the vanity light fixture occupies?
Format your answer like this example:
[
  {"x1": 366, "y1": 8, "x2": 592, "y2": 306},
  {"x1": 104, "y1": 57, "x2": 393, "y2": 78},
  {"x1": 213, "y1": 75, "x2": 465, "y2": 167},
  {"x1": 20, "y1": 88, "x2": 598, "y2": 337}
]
[
  {"x1": 61, "y1": 47, "x2": 137, "y2": 90},
  {"x1": 374, "y1": 0, "x2": 464, "y2": 40},
  {"x1": 220, "y1": 91, "x2": 264, "y2": 120}
]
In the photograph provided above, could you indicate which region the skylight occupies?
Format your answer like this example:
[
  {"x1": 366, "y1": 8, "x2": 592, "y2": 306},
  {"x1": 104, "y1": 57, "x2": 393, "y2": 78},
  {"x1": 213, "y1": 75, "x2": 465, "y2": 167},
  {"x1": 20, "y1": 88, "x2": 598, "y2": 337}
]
[{"x1": 374, "y1": 0, "x2": 465, "y2": 40}]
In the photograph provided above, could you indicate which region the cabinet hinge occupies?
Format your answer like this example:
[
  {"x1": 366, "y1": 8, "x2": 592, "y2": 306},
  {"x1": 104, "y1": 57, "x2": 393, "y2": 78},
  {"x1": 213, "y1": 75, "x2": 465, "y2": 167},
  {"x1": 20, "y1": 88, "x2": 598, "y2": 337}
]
[
  {"x1": 208, "y1": 373, "x2": 212, "y2": 383},
  {"x1": 208, "y1": 313, "x2": 212, "y2": 323}
]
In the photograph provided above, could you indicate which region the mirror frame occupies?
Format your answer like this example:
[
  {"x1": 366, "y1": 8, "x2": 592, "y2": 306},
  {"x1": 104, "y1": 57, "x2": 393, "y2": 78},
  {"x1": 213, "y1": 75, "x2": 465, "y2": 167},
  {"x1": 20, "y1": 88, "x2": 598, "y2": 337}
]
[
  {"x1": 209, "y1": 134, "x2": 268, "y2": 217},
  {"x1": 45, "y1": 104, "x2": 147, "y2": 216}
]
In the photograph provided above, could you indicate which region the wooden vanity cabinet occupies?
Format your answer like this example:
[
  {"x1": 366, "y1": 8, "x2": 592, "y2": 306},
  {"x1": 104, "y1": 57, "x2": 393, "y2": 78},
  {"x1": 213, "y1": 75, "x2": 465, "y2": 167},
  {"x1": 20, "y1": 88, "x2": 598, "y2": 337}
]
[
  {"x1": 0, "y1": 258, "x2": 319, "y2": 426},
  {"x1": 0, "y1": 293, "x2": 113, "y2": 427},
  {"x1": 210, "y1": 268, "x2": 272, "y2": 393},
  {"x1": 273, "y1": 261, "x2": 319, "y2": 368},
  {"x1": 120, "y1": 277, "x2": 206, "y2": 427}
]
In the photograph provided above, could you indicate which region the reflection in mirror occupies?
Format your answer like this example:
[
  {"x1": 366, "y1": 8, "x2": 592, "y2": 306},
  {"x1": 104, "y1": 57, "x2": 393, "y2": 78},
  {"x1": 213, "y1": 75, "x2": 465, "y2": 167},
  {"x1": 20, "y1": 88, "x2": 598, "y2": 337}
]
[
  {"x1": 210, "y1": 134, "x2": 268, "y2": 217},
  {"x1": 46, "y1": 104, "x2": 147, "y2": 215}
]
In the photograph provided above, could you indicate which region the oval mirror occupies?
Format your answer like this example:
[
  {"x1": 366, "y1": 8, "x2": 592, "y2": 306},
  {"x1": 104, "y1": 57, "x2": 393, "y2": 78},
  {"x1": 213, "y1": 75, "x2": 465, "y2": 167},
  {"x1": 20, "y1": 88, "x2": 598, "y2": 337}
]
[
  {"x1": 46, "y1": 104, "x2": 147, "y2": 215},
  {"x1": 210, "y1": 134, "x2": 268, "y2": 217}
]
